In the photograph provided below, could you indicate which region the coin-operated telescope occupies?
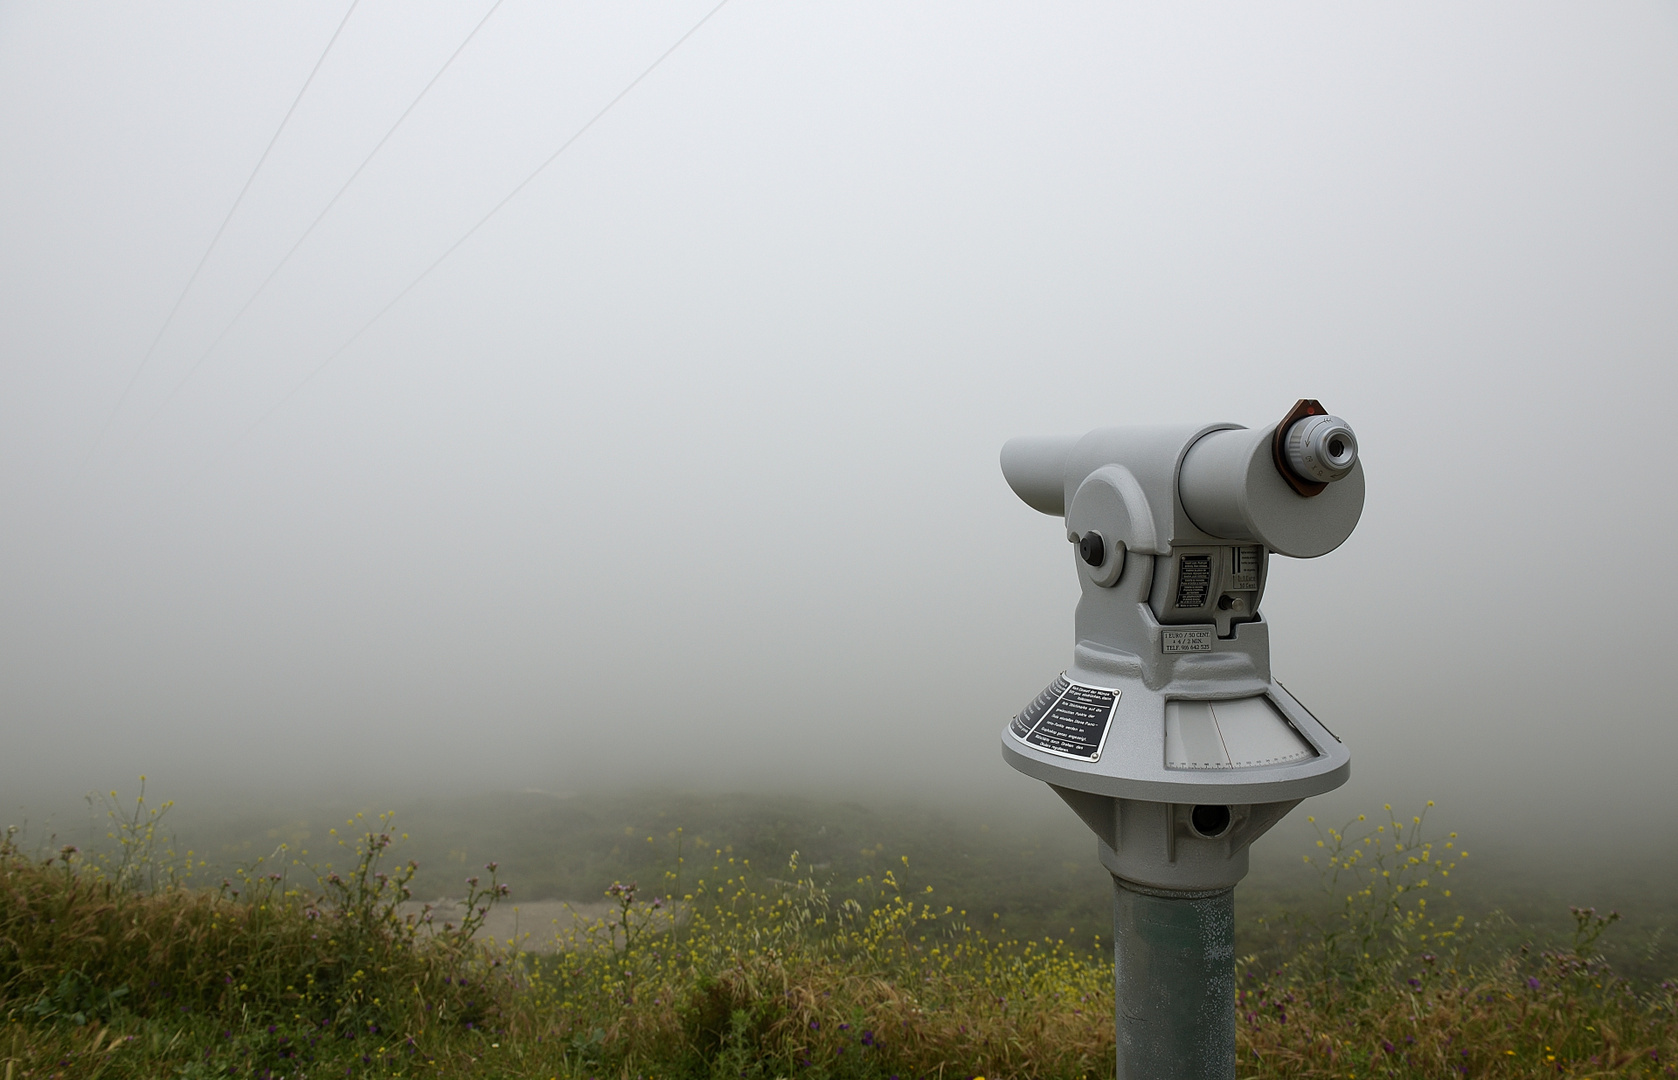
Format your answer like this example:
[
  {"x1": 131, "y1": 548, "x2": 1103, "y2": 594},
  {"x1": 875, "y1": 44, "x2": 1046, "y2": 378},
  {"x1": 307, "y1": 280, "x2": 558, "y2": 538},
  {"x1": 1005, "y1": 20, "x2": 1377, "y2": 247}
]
[{"x1": 999, "y1": 400, "x2": 1362, "y2": 1080}]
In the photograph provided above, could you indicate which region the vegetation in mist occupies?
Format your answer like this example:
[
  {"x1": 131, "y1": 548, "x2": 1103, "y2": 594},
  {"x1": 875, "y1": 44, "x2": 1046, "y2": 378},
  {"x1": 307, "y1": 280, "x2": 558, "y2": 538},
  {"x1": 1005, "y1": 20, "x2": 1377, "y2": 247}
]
[{"x1": 1, "y1": 788, "x2": 1675, "y2": 1078}]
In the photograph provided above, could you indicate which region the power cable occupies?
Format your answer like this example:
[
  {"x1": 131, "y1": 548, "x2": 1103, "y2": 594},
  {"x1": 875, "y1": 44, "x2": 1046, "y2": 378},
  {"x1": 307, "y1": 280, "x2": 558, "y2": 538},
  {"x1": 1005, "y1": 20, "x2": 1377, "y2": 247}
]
[
  {"x1": 115, "y1": 0, "x2": 508, "y2": 463},
  {"x1": 76, "y1": 0, "x2": 362, "y2": 478},
  {"x1": 204, "y1": 0, "x2": 732, "y2": 474}
]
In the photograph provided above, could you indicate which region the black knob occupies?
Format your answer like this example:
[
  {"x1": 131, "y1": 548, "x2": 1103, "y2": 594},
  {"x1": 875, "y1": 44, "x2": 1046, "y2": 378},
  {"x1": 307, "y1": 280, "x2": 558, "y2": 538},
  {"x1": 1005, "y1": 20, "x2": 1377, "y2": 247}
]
[{"x1": 1078, "y1": 531, "x2": 1105, "y2": 567}]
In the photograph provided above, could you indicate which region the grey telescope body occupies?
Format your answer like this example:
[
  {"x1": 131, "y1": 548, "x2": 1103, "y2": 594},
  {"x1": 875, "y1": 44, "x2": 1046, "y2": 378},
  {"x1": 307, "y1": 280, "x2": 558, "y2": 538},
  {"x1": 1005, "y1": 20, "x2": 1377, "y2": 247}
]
[
  {"x1": 997, "y1": 401, "x2": 1362, "y2": 1080},
  {"x1": 1000, "y1": 421, "x2": 1362, "y2": 559}
]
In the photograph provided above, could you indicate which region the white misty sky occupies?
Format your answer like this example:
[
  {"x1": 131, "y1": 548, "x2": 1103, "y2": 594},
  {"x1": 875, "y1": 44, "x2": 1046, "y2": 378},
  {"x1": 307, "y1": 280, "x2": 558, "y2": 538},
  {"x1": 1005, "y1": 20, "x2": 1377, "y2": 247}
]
[{"x1": 1, "y1": 2, "x2": 1675, "y2": 852}]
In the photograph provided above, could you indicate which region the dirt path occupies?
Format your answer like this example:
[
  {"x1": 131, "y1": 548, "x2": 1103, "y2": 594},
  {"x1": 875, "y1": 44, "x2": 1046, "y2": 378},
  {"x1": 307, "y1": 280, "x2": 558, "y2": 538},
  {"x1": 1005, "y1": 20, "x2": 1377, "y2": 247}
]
[{"x1": 400, "y1": 898, "x2": 676, "y2": 954}]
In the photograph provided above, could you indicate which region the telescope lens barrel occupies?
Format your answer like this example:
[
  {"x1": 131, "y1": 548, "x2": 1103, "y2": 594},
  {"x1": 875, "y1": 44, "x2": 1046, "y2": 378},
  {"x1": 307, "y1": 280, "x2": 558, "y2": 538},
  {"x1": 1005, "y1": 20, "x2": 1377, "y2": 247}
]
[
  {"x1": 1284, "y1": 414, "x2": 1358, "y2": 483},
  {"x1": 1000, "y1": 435, "x2": 1081, "y2": 516}
]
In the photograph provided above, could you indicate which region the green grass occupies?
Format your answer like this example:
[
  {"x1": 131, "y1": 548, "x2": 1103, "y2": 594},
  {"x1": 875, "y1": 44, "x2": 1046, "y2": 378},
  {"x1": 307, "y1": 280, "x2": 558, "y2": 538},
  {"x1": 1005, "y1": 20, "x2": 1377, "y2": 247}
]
[{"x1": 2, "y1": 788, "x2": 1675, "y2": 1079}]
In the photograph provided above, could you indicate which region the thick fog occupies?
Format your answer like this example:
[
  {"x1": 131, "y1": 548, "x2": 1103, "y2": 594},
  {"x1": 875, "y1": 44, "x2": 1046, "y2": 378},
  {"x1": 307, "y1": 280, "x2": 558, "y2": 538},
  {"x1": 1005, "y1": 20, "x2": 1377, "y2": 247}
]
[{"x1": 2, "y1": 2, "x2": 1675, "y2": 857}]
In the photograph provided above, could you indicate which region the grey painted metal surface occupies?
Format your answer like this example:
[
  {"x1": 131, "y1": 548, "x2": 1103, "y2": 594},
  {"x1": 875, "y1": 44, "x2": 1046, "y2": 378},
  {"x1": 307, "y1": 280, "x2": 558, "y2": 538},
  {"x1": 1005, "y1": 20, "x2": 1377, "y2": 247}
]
[
  {"x1": 996, "y1": 401, "x2": 1363, "y2": 1079},
  {"x1": 1177, "y1": 424, "x2": 1364, "y2": 557},
  {"x1": 998, "y1": 404, "x2": 1359, "y2": 811},
  {"x1": 1113, "y1": 882, "x2": 1235, "y2": 1080}
]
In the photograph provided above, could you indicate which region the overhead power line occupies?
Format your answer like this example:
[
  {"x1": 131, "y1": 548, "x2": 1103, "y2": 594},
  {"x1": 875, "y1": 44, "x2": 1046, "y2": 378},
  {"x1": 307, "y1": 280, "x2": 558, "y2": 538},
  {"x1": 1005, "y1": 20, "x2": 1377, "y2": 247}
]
[
  {"x1": 78, "y1": 0, "x2": 362, "y2": 478},
  {"x1": 114, "y1": 0, "x2": 509, "y2": 463},
  {"x1": 209, "y1": 0, "x2": 733, "y2": 471}
]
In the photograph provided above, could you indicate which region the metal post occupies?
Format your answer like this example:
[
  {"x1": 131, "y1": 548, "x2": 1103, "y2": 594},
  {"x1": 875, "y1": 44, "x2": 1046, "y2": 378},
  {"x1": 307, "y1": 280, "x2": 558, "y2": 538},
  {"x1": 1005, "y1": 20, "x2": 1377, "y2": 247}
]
[{"x1": 1113, "y1": 879, "x2": 1235, "y2": 1080}]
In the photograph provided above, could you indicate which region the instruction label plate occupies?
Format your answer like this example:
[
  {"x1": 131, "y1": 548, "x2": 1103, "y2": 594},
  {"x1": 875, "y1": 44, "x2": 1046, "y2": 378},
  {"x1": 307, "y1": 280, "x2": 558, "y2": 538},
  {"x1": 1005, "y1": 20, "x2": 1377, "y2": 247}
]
[
  {"x1": 1009, "y1": 673, "x2": 1118, "y2": 761},
  {"x1": 1161, "y1": 627, "x2": 1214, "y2": 653},
  {"x1": 1174, "y1": 553, "x2": 1212, "y2": 609},
  {"x1": 1009, "y1": 674, "x2": 1069, "y2": 741}
]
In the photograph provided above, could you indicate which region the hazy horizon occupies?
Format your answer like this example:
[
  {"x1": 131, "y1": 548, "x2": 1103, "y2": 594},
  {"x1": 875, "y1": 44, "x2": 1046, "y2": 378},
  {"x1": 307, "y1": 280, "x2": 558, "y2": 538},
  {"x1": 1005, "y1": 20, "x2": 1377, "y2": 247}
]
[{"x1": 2, "y1": 2, "x2": 1675, "y2": 876}]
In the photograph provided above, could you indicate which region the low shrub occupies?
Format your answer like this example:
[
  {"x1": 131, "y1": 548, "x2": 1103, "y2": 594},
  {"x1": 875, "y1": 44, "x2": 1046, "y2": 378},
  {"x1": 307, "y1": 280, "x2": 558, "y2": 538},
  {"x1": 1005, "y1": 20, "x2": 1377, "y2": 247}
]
[{"x1": 1, "y1": 789, "x2": 514, "y2": 1076}]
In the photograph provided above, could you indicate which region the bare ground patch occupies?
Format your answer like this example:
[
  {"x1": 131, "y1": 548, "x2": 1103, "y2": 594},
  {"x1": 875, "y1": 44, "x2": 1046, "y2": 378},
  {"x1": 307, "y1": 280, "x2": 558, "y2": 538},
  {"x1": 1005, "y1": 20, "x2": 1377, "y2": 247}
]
[{"x1": 401, "y1": 898, "x2": 677, "y2": 953}]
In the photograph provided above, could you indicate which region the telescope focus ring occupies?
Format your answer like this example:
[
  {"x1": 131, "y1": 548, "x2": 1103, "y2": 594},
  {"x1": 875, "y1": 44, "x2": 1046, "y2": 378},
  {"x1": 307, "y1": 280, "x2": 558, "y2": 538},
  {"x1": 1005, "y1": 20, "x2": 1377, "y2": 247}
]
[{"x1": 1284, "y1": 414, "x2": 1358, "y2": 484}]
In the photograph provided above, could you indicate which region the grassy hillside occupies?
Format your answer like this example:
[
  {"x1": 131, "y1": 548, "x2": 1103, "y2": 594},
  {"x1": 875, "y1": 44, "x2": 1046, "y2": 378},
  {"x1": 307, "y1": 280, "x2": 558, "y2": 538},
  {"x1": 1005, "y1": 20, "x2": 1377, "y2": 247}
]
[
  {"x1": 3, "y1": 786, "x2": 1675, "y2": 1078},
  {"x1": 73, "y1": 783, "x2": 1678, "y2": 984}
]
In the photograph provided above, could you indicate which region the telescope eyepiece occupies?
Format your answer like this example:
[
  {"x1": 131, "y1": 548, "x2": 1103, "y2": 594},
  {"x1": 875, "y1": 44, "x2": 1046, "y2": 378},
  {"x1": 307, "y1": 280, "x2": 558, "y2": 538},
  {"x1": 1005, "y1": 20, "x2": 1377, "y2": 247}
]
[{"x1": 1284, "y1": 414, "x2": 1358, "y2": 484}]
